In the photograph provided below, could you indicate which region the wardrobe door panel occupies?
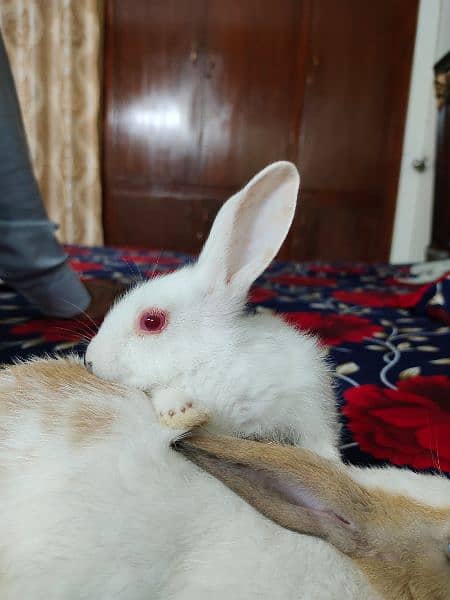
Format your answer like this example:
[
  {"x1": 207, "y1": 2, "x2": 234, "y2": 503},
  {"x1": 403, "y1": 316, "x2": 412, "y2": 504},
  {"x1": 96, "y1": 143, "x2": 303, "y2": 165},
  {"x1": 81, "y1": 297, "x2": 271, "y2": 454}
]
[
  {"x1": 290, "y1": 0, "x2": 418, "y2": 261},
  {"x1": 103, "y1": 0, "x2": 418, "y2": 261},
  {"x1": 198, "y1": 0, "x2": 308, "y2": 186},
  {"x1": 103, "y1": 0, "x2": 207, "y2": 249},
  {"x1": 105, "y1": 0, "x2": 205, "y2": 184}
]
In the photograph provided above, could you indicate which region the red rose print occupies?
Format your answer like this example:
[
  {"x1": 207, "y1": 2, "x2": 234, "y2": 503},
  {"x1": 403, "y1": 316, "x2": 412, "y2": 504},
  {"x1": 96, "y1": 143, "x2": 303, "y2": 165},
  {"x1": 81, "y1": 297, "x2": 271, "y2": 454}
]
[
  {"x1": 282, "y1": 312, "x2": 383, "y2": 346},
  {"x1": 343, "y1": 376, "x2": 450, "y2": 471},
  {"x1": 249, "y1": 287, "x2": 277, "y2": 303},
  {"x1": 427, "y1": 306, "x2": 450, "y2": 325},
  {"x1": 64, "y1": 246, "x2": 91, "y2": 256},
  {"x1": 122, "y1": 254, "x2": 181, "y2": 266},
  {"x1": 383, "y1": 277, "x2": 428, "y2": 289},
  {"x1": 69, "y1": 260, "x2": 104, "y2": 273},
  {"x1": 308, "y1": 265, "x2": 366, "y2": 276},
  {"x1": 270, "y1": 275, "x2": 337, "y2": 287},
  {"x1": 11, "y1": 317, "x2": 96, "y2": 343},
  {"x1": 333, "y1": 288, "x2": 425, "y2": 308}
]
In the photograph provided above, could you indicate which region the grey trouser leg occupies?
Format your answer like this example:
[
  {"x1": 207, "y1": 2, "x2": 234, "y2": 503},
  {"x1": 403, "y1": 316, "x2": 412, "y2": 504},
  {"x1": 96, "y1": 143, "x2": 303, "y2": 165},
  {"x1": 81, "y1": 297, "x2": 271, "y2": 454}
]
[{"x1": 0, "y1": 30, "x2": 90, "y2": 317}]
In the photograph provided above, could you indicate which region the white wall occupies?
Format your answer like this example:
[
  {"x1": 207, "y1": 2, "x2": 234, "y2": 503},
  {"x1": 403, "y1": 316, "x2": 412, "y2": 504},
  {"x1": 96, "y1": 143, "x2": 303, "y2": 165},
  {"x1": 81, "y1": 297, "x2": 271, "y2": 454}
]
[
  {"x1": 390, "y1": 0, "x2": 449, "y2": 264},
  {"x1": 437, "y1": 0, "x2": 450, "y2": 58}
]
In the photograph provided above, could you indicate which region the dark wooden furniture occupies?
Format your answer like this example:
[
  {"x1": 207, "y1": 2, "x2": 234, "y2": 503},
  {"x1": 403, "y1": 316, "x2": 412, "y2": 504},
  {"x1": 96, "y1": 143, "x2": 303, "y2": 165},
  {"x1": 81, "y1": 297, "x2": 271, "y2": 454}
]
[
  {"x1": 102, "y1": 0, "x2": 418, "y2": 261},
  {"x1": 428, "y1": 52, "x2": 450, "y2": 260}
]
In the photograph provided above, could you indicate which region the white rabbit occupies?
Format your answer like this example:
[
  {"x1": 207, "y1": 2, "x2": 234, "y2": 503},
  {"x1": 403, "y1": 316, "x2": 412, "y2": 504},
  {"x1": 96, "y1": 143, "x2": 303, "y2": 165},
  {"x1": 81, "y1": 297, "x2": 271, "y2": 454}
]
[
  {"x1": 86, "y1": 162, "x2": 339, "y2": 459},
  {"x1": 0, "y1": 357, "x2": 449, "y2": 599}
]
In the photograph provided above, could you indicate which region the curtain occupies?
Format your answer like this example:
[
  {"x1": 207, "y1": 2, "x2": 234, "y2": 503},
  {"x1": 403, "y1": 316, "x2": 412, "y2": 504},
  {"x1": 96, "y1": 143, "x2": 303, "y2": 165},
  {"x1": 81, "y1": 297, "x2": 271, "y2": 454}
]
[{"x1": 0, "y1": 0, "x2": 103, "y2": 245}]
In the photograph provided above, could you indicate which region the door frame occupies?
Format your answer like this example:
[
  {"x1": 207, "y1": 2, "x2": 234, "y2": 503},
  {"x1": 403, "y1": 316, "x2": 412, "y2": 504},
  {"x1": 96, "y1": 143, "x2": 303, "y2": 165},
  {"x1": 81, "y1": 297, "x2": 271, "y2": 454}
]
[{"x1": 389, "y1": 0, "x2": 443, "y2": 263}]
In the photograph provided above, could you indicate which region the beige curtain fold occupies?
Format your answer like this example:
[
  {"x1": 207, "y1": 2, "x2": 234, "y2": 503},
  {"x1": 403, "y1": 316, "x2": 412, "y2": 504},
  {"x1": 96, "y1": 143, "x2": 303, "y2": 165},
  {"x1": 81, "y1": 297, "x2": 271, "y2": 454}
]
[{"x1": 0, "y1": 0, "x2": 103, "y2": 245}]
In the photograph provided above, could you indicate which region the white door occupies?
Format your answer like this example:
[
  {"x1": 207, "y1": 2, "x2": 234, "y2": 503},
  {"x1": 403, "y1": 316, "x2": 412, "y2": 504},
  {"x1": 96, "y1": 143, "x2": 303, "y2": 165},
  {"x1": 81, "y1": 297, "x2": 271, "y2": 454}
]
[{"x1": 390, "y1": 0, "x2": 448, "y2": 264}]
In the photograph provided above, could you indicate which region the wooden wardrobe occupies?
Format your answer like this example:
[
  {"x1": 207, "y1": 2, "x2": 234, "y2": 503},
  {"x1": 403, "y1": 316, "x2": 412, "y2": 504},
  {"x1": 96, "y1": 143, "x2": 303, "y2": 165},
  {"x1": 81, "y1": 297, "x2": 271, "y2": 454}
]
[{"x1": 102, "y1": 0, "x2": 418, "y2": 261}]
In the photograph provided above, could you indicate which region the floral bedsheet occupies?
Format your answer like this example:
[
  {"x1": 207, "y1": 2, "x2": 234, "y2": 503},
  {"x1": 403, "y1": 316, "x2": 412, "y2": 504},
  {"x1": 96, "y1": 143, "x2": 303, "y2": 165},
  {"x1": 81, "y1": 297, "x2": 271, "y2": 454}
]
[{"x1": 1, "y1": 245, "x2": 449, "y2": 475}]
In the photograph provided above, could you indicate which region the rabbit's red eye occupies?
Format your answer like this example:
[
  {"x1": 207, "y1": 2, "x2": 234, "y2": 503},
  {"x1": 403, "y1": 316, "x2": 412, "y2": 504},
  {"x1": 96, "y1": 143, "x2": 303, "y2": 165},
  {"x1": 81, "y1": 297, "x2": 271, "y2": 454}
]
[{"x1": 138, "y1": 310, "x2": 167, "y2": 334}]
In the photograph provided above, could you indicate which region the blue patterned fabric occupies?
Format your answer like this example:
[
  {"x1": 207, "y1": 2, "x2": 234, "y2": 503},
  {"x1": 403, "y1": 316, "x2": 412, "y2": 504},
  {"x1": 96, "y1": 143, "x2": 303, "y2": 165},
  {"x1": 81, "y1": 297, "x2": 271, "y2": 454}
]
[{"x1": 1, "y1": 245, "x2": 449, "y2": 474}]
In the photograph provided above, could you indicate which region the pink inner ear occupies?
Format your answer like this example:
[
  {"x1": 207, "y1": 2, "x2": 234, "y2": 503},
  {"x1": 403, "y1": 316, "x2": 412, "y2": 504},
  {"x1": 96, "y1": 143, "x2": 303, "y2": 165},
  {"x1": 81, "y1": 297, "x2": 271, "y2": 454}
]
[
  {"x1": 236, "y1": 465, "x2": 354, "y2": 528},
  {"x1": 223, "y1": 172, "x2": 297, "y2": 290}
]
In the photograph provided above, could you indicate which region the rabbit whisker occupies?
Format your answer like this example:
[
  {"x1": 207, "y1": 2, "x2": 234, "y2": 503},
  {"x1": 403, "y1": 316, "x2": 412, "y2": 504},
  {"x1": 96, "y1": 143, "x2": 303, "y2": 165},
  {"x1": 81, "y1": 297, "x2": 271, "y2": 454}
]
[
  {"x1": 122, "y1": 258, "x2": 145, "y2": 284},
  {"x1": 60, "y1": 299, "x2": 99, "y2": 335}
]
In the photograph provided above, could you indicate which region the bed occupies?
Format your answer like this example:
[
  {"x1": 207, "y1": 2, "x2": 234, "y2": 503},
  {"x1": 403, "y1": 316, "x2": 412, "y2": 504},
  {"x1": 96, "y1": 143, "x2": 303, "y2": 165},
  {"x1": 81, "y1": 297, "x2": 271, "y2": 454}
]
[{"x1": 1, "y1": 245, "x2": 449, "y2": 476}]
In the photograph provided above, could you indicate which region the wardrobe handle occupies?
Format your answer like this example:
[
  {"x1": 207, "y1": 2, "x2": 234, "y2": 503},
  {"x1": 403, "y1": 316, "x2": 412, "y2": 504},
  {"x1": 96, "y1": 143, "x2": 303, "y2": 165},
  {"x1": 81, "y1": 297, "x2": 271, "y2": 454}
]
[{"x1": 190, "y1": 41, "x2": 198, "y2": 64}]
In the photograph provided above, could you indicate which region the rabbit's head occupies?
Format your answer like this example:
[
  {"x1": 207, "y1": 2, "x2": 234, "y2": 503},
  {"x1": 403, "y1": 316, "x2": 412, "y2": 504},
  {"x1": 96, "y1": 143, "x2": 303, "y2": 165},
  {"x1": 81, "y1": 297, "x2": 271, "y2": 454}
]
[
  {"x1": 86, "y1": 162, "x2": 299, "y2": 392},
  {"x1": 176, "y1": 433, "x2": 450, "y2": 600}
]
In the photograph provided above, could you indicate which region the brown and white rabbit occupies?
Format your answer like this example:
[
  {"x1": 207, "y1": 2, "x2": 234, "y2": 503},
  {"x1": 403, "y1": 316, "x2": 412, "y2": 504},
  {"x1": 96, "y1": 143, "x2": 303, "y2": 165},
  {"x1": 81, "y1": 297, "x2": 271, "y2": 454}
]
[
  {"x1": 85, "y1": 162, "x2": 339, "y2": 459},
  {"x1": 176, "y1": 432, "x2": 450, "y2": 600},
  {"x1": 1, "y1": 357, "x2": 449, "y2": 599}
]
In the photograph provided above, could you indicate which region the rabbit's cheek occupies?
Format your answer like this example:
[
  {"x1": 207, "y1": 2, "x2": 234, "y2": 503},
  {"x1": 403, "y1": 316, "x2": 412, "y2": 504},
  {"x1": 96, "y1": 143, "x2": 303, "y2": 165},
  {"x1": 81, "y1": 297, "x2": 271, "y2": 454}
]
[{"x1": 86, "y1": 345, "x2": 126, "y2": 383}]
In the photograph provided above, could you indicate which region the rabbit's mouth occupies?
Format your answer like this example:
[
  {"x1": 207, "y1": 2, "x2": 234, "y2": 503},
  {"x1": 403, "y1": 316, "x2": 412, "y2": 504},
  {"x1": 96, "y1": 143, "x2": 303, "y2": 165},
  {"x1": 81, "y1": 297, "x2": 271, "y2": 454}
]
[{"x1": 83, "y1": 353, "x2": 93, "y2": 374}]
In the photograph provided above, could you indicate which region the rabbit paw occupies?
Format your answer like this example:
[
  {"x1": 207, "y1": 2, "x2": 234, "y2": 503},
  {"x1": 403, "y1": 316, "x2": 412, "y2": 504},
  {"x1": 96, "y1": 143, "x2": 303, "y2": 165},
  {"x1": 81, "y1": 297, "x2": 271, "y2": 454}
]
[{"x1": 152, "y1": 388, "x2": 210, "y2": 430}]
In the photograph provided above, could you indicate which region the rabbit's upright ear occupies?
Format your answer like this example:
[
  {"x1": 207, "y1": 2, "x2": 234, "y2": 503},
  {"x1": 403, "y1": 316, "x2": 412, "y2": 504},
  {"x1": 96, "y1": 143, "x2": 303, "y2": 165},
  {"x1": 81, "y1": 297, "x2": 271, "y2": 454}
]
[
  {"x1": 197, "y1": 162, "x2": 299, "y2": 296},
  {"x1": 176, "y1": 434, "x2": 371, "y2": 557}
]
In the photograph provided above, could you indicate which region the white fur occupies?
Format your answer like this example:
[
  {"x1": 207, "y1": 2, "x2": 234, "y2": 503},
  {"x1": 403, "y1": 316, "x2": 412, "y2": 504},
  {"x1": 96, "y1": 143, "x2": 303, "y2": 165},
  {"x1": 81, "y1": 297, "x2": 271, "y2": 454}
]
[
  {"x1": 86, "y1": 162, "x2": 339, "y2": 458},
  {"x1": 1, "y1": 164, "x2": 448, "y2": 597},
  {"x1": 0, "y1": 357, "x2": 372, "y2": 599},
  {"x1": 2, "y1": 357, "x2": 450, "y2": 599},
  {"x1": 350, "y1": 465, "x2": 450, "y2": 509}
]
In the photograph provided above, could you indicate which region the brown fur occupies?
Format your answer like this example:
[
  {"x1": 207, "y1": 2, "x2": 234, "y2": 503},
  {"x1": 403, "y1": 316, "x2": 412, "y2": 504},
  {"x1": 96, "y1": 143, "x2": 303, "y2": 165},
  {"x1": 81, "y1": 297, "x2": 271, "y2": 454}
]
[
  {"x1": 0, "y1": 358, "x2": 121, "y2": 444},
  {"x1": 70, "y1": 402, "x2": 116, "y2": 445},
  {"x1": 177, "y1": 433, "x2": 450, "y2": 600},
  {"x1": 3, "y1": 358, "x2": 118, "y2": 392}
]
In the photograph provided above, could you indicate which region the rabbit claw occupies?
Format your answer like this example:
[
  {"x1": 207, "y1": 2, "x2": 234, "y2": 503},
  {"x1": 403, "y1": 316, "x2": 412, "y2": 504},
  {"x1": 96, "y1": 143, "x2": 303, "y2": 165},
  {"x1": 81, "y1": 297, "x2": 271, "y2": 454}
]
[{"x1": 152, "y1": 388, "x2": 210, "y2": 430}]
